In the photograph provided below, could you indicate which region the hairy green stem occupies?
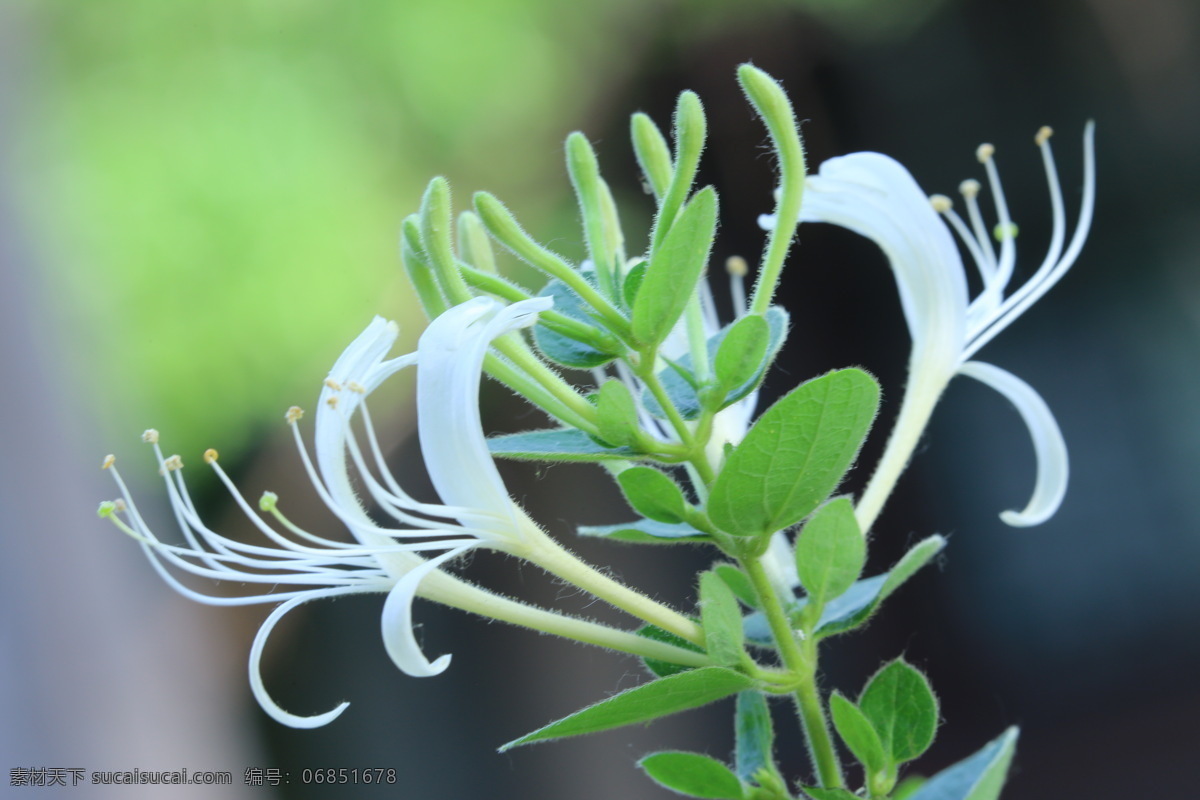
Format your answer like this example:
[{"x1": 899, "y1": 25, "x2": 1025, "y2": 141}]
[
  {"x1": 517, "y1": 528, "x2": 705, "y2": 647},
  {"x1": 418, "y1": 567, "x2": 710, "y2": 666},
  {"x1": 742, "y1": 554, "x2": 844, "y2": 789}
]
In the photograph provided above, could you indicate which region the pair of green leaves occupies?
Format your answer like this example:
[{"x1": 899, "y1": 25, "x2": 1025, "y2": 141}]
[
  {"x1": 582, "y1": 368, "x2": 880, "y2": 547},
  {"x1": 793, "y1": 497, "x2": 865, "y2": 627},
  {"x1": 743, "y1": 535, "x2": 947, "y2": 643},
  {"x1": 829, "y1": 660, "x2": 939, "y2": 797},
  {"x1": 641, "y1": 306, "x2": 788, "y2": 421},
  {"x1": 635, "y1": 690, "x2": 783, "y2": 800}
]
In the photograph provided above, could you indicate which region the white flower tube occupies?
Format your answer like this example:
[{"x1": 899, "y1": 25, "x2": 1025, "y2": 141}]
[{"x1": 768, "y1": 125, "x2": 1094, "y2": 531}]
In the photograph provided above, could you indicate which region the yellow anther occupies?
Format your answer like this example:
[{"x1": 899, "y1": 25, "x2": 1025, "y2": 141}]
[
  {"x1": 725, "y1": 255, "x2": 749, "y2": 278},
  {"x1": 141, "y1": 429, "x2": 160, "y2": 444},
  {"x1": 203, "y1": 448, "x2": 219, "y2": 464},
  {"x1": 326, "y1": 395, "x2": 340, "y2": 409},
  {"x1": 929, "y1": 194, "x2": 953, "y2": 213},
  {"x1": 324, "y1": 378, "x2": 343, "y2": 392},
  {"x1": 163, "y1": 454, "x2": 183, "y2": 472},
  {"x1": 959, "y1": 179, "x2": 982, "y2": 199},
  {"x1": 346, "y1": 380, "x2": 366, "y2": 394},
  {"x1": 1035, "y1": 126, "x2": 1053, "y2": 146},
  {"x1": 976, "y1": 143, "x2": 995, "y2": 163},
  {"x1": 285, "y1": 406, "x2": 304, "y2": 424},
  {"x1": 101, "y1": 454, "x2": 115, "y2": 470}
]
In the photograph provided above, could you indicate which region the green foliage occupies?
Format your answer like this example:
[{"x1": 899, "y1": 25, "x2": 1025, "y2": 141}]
[
  {"x1": 457, "y1": 210, "x2": 497, "y2": 275},
  {"x1": 799, "y1": 788, "x2": 860, "y2": 800},
  {"x1": 829, "y1": 692, "x2": 887, "y2": 778},
  {"x1": 794, "y1": 497, "x2": 866, "y2": 614},
  {"x1": 812, "y1": 535, "x2": 946, "y2": 638},
  {"x1": 420, "y1": 176, "x2": 471, "y2": 303},
  {"x1": 859, "y1": 659, "x2": 940, "y2": 767},
  {"x1": 486, "y1": 428, "x2": 638, "y2": 461},
  {"x1": 699, "y1": 571, "x2": 745, "y2": 667},
  {"x1": 618, "y1": 467, "x2": 692, "y2": 524},
  {"x1": 566, "y1": 132, "x2": 622, "y2": 298},
  {"x1": 632, "y1": 187, "x2": 719, "y2": 347},
  {"x1": 893, "y1": 776, "x2": 928, "y2": 800},
  {"x1": 596, "y1": 379, "x2": 641, "y2": 447},
  {"x1": 622, "y1": 260, "x2": 649, "y2": 308},
  {"x1": 643, "y1": 306, "x2": 788, "y2": 420},
  {"x1": 743, "y1": 535, "x2": 947, "y2": 644},
  {"x1": 631, "y1": 113, "x2": 673, "y2": 201},
  {"x1": 639, "y1": 752, "x2": 746, "y2": 799},
  {"x1": 533, "y1": 280, "x2": 621, "y2": 368},
  {"x1": 733, "y1": 692, "x2": 775, "y2": 782},
  {"x1": 499, "y1": 667, "x2": 755, "y2": 751},
  {"x1": 401, "y1": 216, "x2": 448, "y2": 320},
  {"x1": 714, "y1": 564, "x2": 759, "y2": 609},
  {"x1": 578, "y1": 519, "x2": 711, "y2": 545},
  {"x1": 707, "y1": 369, "x2": 880, "y2": 538},
  {"x1": 905, "y1": 729, "x2": 1018, "y2": 800},
  {"x1": 713, "y1": 314, "x2": 771, "y2": 397},
  {"x1": 637, "y1": 625, "x2": 705, "y2": 679}
]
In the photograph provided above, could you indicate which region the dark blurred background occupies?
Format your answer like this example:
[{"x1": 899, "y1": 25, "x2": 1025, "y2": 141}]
[{"x1": 2, "y1": 0, "x2": 1198, "y2": 797}]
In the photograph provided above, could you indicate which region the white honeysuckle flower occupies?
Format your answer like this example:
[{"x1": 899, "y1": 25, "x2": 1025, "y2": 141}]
[
  {"x1": 97, "y1": 295, "x2": 595, "y2": 728},
  {"x1": 763, "y1": 124, "x2": 1094, "y2": 530}
]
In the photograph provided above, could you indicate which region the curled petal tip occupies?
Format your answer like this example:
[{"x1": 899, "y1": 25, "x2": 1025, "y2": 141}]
[
  {"x1": 380, "y1": 547, "x2": 470, "y2": 678},
  {"x1": 249, "y1": 592, "x2": 365, "y2": 729},
  {"x1": 959, "y1": 361, "x2": 1068, "y2": 529}
]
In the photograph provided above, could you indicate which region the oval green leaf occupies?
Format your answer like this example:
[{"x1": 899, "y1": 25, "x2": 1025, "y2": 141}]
[
  {"x1": 708, "y1": 369, "x2": 880, "y2": 538},
  {"x1": 699, "y1": 571, "x2": 745, "y2": 667},
  {"x1": 859, "y1": 659, "x2": 940, "y2": 765},
  {"x1": 640, "y1": 751, "x2": 745, "y2": 800},
  {"x1": 713, "y1": 314, "x2": 770, "y2": 396},
  {"x1": 632, "y1": 187, "x2": 717, "y2": 347},
  {"x1": 830, "y1": 692, "x2": 888, "y2": 776},
  {"x1": 795, "y1": 497, "x2": 866, "y2": 610},
  {"x1": 618, "y1": 466, "x2": 690, "y2": 524}
]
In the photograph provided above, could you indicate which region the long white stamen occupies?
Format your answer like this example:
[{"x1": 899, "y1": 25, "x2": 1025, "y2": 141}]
[
  {"x1": 959, "y1": 178, "x2": 997, "y2": 281},
  {"x1": 289, "y1": 416, "x2": 485, "y2": 549},
  {"x1": 347, "y1": 399, "x2": 497, "y2": 527},
  {"x1": 978, "y1": 143, "x2": 1018, "y2": 299},
  {"x1": 1035, "y1": 126, "x2": 1067, "y2": 275},
  {"x1": 937, "y1": 199, "x2": 996, "y2": 318},
  {"x1": 961, "y1": 122, "x2": 1095, "y2": 362}
]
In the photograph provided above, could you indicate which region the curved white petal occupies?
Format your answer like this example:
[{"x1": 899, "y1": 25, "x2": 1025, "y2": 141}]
[
  {"x1": 958, "y1": 361, "x2": 1068, "y2": 527},
  {"x1": 314, "y1": 317, "x2": 410, "y2": 523},
  {"x1": 380, "y1": 544, "x2": 475, "y2": 677},
  {"x1": 799, "y1": 152, "x2": 969, "y2": 374},
  {"x1": 416, "y1": 296, "x2": 552, "y2": 537},
  {"x1": 248, "y1": 586, "x2": 381, "y2": 728}
]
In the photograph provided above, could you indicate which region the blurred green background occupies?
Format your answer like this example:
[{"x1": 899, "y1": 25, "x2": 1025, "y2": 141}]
[{"x1": 3, "y1": 0, "x2": 1199, "y2": 798}]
